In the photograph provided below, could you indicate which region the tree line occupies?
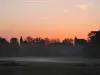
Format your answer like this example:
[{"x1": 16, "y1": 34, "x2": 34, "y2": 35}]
[
  {"x1": 0, "y1": 36, "x2": 74, "y2": 45},
  {"x1": 0, "y1": 30, "x2": 100, "y2": 58}
]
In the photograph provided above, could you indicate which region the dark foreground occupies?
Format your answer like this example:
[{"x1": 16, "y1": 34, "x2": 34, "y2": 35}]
[{"x1": 0, "y1": 57, "x2": 100, "y2": 75}]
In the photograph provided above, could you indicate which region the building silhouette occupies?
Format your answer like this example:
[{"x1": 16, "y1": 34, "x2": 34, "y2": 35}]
[{"x1": 74, "y1": 37, "x2": 86, "y2": 46}]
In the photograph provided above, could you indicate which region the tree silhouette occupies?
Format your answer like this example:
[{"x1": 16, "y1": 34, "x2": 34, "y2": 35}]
[
  {"x1": 20, "y1": 36, "x2": 23, "y2": 45},
  {"x1": 62, "y1": 38, "x2": 73, "y2": 45},
  {"x1": 0, "y1": 37, "x2": 9, "y2": 56},
  {"x1": 10, "y1": 37, "x2": 20, "y2": 56},
  {"x1": 50, "y1": 39, "x2": 60, "y2": 44},
  {"x1": 39, "y1": 38, "x2": 45, "y2": 44},
  {"x1": 0, "y1": 37, "x2": 9, "y2": 45},
  {"x1": 24, "y1": 37, "x2": 46, "y2": 44},
  {"x1": 34, "y1": 37, "x2": 44, "y2": 44},
  {"x1": 88, "y1": 30, "x2": 100, "y2": 45},
  {"x1": 44, "y1": 38, "x2": 50, "y2": 44},
  {"x1": 25, "y1": 37, "x2": 33, "y2": 44},
  {"x1": 83, "y1": 30, "x2": 100, "y2": 58},
  {"x1": 56, "y1": 38, "x2": 61, "y2": 44},
  {"x1": 10, "y1": 37, "x2": 19, "y2": 45}
]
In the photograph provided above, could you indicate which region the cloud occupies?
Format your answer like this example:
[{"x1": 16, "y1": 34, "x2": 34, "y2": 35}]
[
  {"x1": 76, "y1": 2, "x2": 94, "y2": 10},
  {"x1": 76, "y1": 4, "x2": 88, "y2": 10}
]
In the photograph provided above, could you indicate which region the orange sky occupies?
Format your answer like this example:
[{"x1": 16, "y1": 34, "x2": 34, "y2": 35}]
[{"x1": 0, "y1": 0, "x2": 100, "y2": 41}]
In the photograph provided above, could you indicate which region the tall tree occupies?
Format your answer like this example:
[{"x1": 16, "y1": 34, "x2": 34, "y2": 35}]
[
  {"x1": 84, "y1": 30, "x2": 100, "y2": 58},
  {"x1": 88, "y1": 30, "x2": 100, "y2": 45},
  {"x1": 20, "y1": 36, "x2": 23, "y2": 44}
]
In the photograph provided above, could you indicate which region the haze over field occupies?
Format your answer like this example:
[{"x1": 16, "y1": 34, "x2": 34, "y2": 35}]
[{"x1": 0, "y1": 0, "x2": 100, "y2": 40}]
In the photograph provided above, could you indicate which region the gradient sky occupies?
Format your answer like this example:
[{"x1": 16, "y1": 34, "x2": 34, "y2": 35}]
[{"x1": 0, "y1": 0, "x2": 100, "y2": 40}]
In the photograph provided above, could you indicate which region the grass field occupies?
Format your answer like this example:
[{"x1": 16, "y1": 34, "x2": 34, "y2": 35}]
[{"x1": 0, "y1": 57, "x2": 100, "y2": 75}]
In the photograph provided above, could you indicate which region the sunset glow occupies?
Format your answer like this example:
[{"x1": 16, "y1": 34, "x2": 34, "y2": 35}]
[{"x1": 0, "y1": 0, "x2": 100, "y2": 40}]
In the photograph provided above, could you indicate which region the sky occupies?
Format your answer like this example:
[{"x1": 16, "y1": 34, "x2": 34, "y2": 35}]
[{"x1": 0, "y1": 0, "x2": 100, "y2": 40}]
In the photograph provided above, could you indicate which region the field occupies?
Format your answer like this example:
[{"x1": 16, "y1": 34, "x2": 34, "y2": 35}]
[{"x1": 0, "y1": 57, "x2": 100, "y2": 75}]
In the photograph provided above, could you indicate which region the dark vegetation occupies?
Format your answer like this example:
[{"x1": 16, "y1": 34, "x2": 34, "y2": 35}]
[{"x1": 0, "y1": 30, "x2": 100, "y2": 58}]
